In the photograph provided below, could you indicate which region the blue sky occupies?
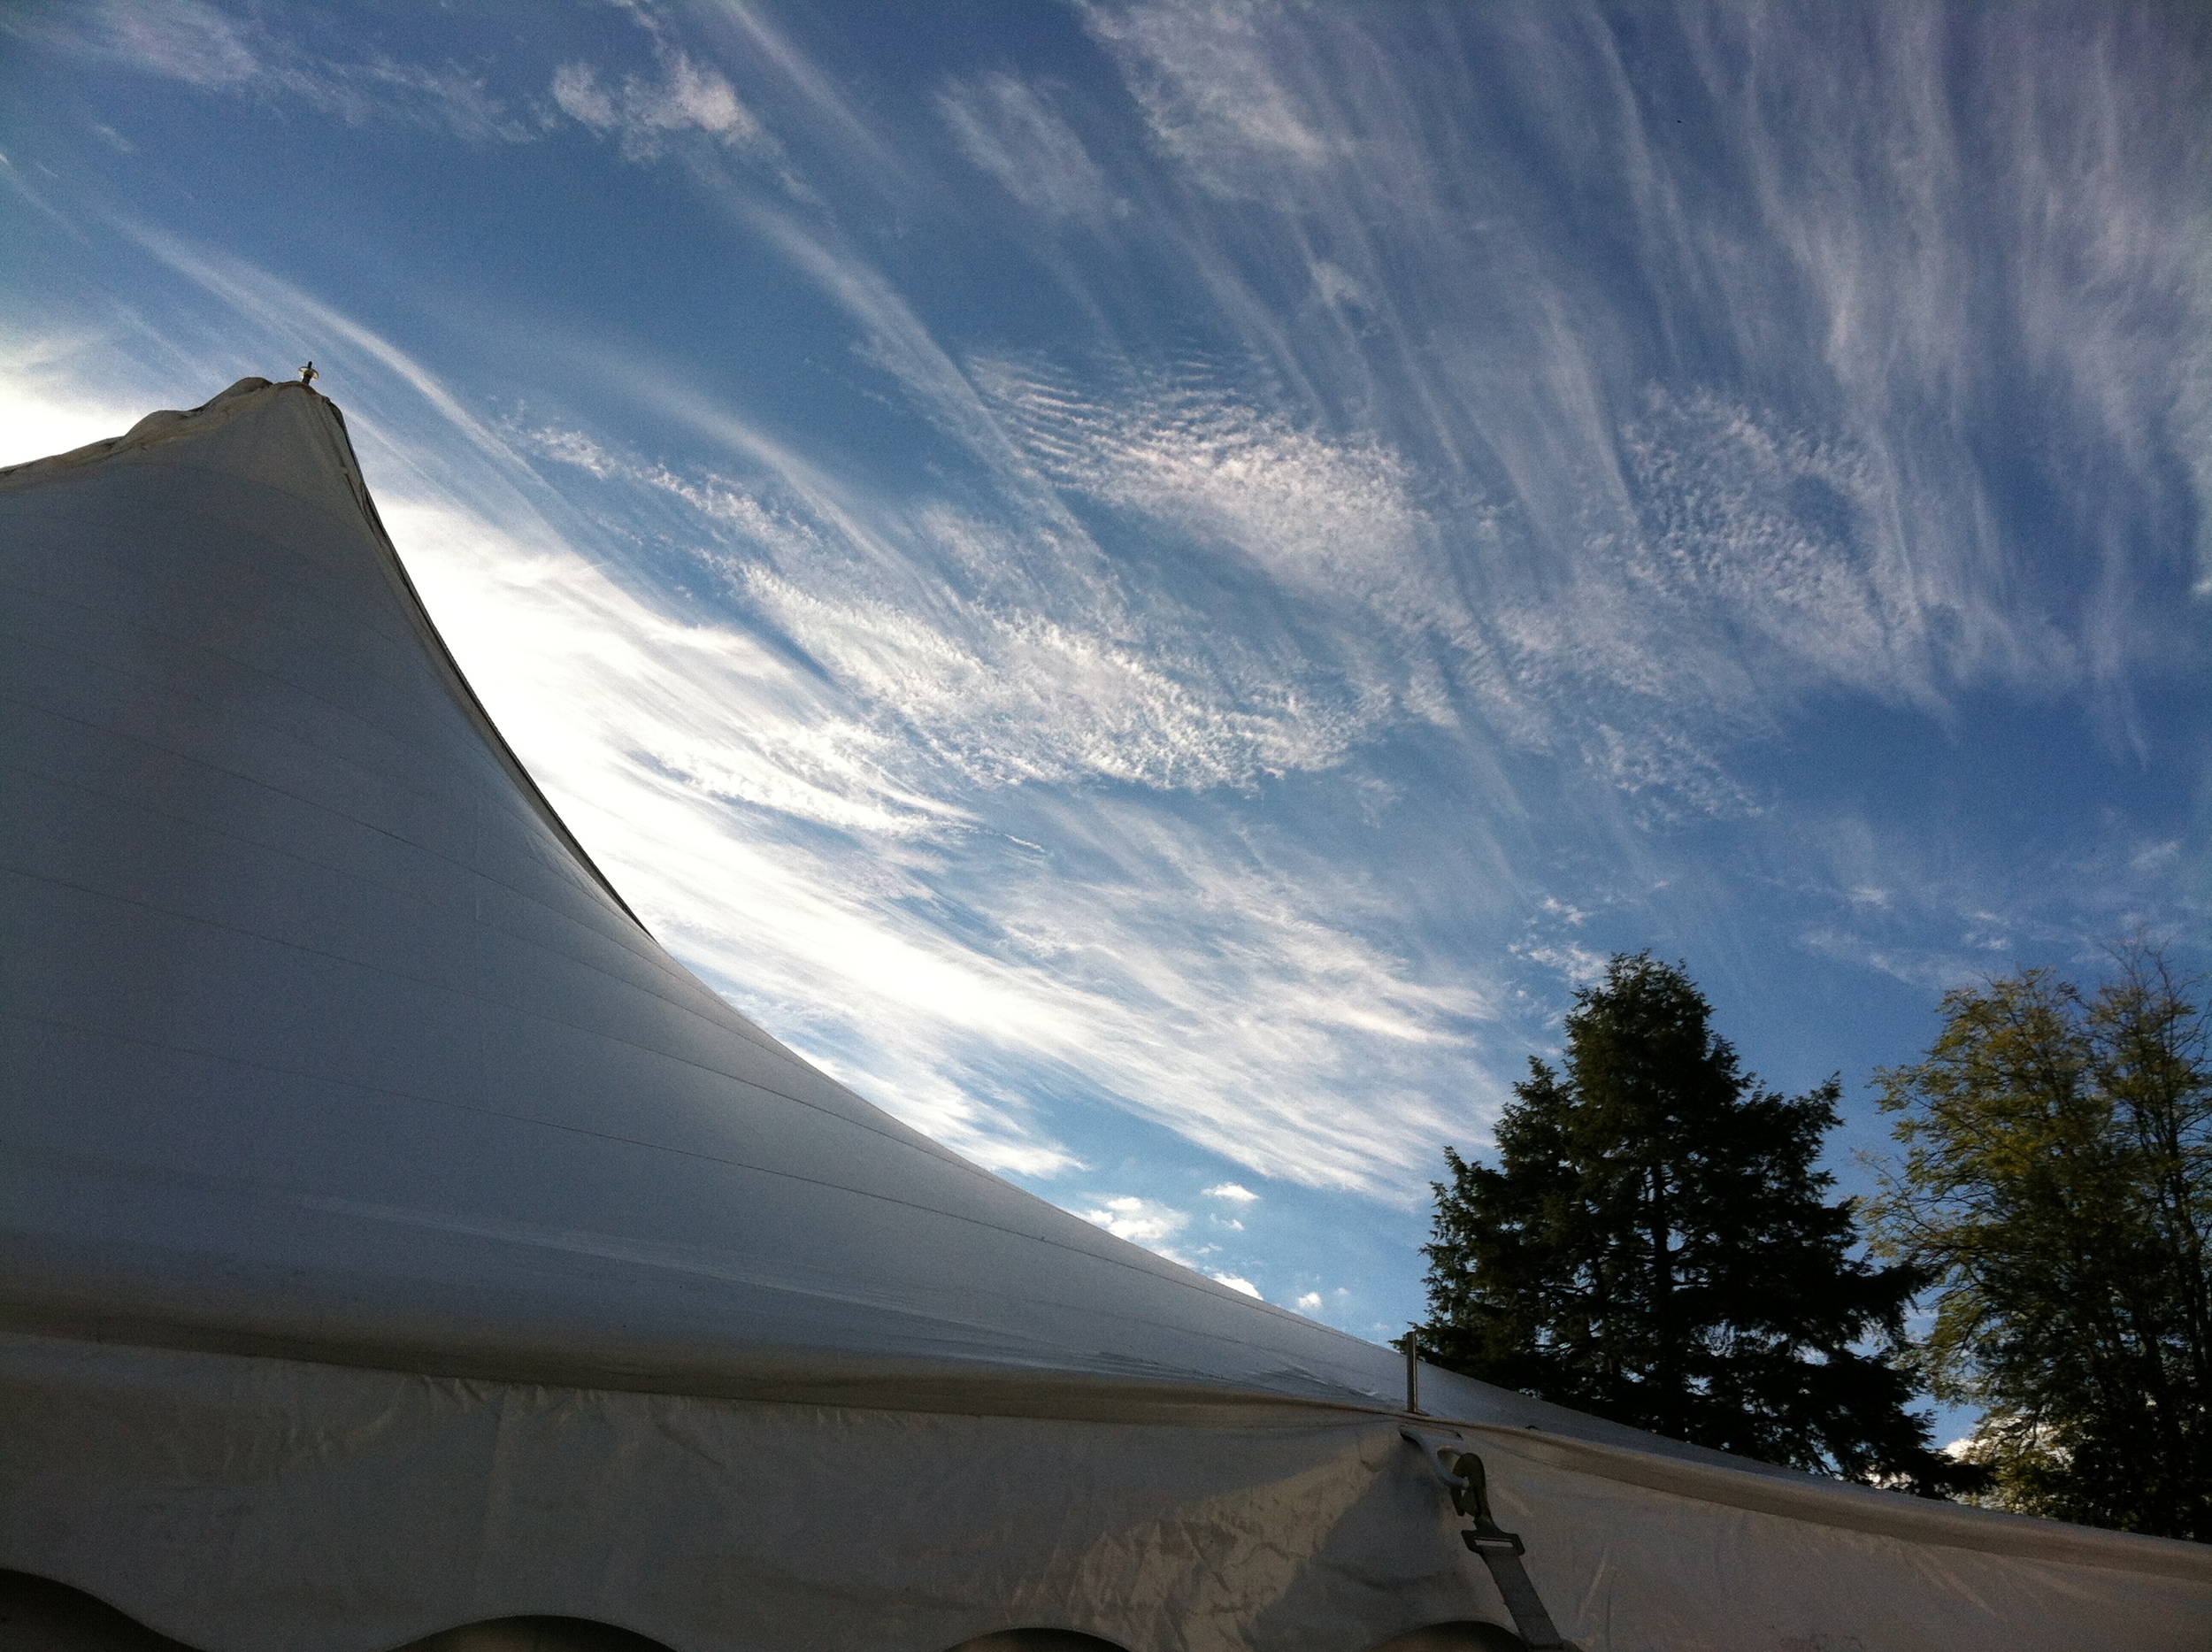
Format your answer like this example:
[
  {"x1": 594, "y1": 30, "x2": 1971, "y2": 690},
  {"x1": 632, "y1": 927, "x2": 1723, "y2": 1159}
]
[{"x1": 4, "y1": 1, "x2": 2206, "y2": 1366}]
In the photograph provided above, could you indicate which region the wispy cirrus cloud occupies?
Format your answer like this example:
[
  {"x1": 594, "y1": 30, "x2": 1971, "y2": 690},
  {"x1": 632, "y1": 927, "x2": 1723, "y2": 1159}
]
[
  {"x1": 1081, "y1": 0, "x2": 1338, "y2": 190},
  {"x1": 1072, "y1": 0, "x2": 2211, "y2": 776},
  {"x1": 14, "y1": 238, "x2": 1497, "y2": 1196},
  {"x1": 514, "y1": 419, "x2": 1366, "y2": 795},
  {"x1": 938, "y1": 73, "x2": 1125, "y2": 222},
  {"x1": 8, "y1": 0, "x2": 537, "y2": 142}
]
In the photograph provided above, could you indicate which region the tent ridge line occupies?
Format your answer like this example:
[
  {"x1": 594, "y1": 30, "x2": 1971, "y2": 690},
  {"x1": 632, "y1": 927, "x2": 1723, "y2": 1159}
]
[{"x1": 0, "y1": 1323, "x2": 1402, "y2": 1430}]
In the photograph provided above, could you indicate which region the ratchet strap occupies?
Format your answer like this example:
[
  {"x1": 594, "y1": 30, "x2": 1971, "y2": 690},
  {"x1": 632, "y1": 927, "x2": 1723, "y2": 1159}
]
[{"x1": 1404, "y1": 1429, "x2": 1566, "y2": 1649}]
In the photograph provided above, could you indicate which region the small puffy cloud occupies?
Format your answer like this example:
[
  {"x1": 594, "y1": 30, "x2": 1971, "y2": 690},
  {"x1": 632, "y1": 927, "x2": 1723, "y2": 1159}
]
[
  {"x1": 552, "y1": 52, "x2": 761, "y2": 161},
  {"x1": 1294, "y1": 1290, "x2": 1323, "y2": 1313},
  {"x1": 1310, "y1": 260, "x2": 1366, "y2": 309},
  {"x1": 1079, "y1": 1195, "x2": 1190, "y2": 1258},
  {"x1": 1514, "y1": 940, "x2": 1609, "y2": 987},
  {"x1": 1210, "y1": 1272, "x2": 1263, "y2": 1298},
  {"x1": 549, "y1": 63, "x2": 616, "y2": 128},
  {"x1": 1202, "y1": 1181, "x2": 1258, "y2": 1203}
]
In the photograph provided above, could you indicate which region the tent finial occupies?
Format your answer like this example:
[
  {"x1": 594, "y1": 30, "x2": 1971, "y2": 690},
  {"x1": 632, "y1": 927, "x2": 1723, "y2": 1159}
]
[{"x1": 297, "y1": 361, "x2": 319, "y2": 388}]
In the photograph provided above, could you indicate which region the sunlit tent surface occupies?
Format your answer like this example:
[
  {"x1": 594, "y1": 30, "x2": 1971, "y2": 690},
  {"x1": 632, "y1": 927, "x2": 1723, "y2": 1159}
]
[{"x1": 1, "y1": 380, "x2": 2205, "y2": 1652}]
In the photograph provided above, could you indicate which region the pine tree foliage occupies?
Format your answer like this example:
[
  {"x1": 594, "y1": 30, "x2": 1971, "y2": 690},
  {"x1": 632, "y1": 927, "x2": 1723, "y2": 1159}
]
[
  {"x1": 1423, "y1": 953, "x2": 1971, "y2": 1494},
  {"x1": 1870, "y1": 946, "x2": 2212, "y2": 1540}
]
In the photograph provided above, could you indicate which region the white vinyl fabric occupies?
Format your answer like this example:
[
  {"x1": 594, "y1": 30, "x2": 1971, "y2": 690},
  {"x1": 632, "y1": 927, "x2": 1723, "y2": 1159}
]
[{"x1": 2, "y1": 381, "x2": 2206, "y2": 1651}]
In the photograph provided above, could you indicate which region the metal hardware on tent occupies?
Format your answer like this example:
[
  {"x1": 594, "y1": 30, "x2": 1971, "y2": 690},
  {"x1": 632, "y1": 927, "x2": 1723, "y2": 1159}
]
[{"x1": 1403, "y1": 1431, "x2": 1567, "y2": 1651}]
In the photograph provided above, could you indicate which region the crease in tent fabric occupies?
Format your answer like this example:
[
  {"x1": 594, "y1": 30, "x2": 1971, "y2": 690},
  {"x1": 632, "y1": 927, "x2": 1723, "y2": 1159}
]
[
  {"x1": 1449, "y1": 1420, "x2": 2210, "y2": 1578},
  {"x1": 21, "y1": 1061, "x2": 2212, "y2": 1559}
]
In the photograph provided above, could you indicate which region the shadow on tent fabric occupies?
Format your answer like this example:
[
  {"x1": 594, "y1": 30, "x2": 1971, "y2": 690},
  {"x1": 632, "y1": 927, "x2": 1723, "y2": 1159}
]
[
  {"x1": 399, "y1": 1619, "x2": 681, "y2": 1650},
  {"x1": 1364, "y1": 1625, "x2": 1528, "y2": 1652},
  {"x1": 0, "y1": 1571, "x2": 675, "y2": 1652},
  {"x1": 0, "y1": 1572, "x2": 196, "y2": 1652},
  {"x1": 0, "y1": 1572, "x2": 1527, "y2": 1652}
]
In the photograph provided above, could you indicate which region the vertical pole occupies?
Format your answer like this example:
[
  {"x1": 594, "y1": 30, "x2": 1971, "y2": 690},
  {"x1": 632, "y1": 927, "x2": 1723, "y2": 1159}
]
[{"x1": 1404, "y1": 1324, "x2": 1422, "y2": 1414}]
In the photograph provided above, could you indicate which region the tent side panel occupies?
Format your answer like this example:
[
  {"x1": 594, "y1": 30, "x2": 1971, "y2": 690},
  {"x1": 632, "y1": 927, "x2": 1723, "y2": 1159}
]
[{"x1": 2, "y1": 1333, "x2": 2203, "y2": 1652}]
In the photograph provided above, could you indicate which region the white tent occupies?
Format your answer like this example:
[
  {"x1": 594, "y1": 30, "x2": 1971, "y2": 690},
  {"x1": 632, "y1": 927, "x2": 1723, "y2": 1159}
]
[{"x1": 1, "y1": 379, "x2": 2204, "y2": 1652}]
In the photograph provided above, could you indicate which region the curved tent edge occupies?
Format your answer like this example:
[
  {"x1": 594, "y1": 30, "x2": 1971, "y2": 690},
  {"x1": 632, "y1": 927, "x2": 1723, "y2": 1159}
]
[{"x1": 1, "y1": 376, "x2": 649, "y2": 934}]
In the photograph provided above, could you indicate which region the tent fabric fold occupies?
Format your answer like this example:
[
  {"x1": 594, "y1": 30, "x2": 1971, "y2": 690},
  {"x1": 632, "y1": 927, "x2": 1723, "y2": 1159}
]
[{"x1": 2, "y1": 380, "x2": 2205, "y2": 1651}]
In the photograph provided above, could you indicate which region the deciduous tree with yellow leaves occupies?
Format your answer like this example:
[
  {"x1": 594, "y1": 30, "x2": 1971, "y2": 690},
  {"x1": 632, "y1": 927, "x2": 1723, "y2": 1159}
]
[{"x1": 1870, "y1": 945, "x2": 2212, "y2": 1541}]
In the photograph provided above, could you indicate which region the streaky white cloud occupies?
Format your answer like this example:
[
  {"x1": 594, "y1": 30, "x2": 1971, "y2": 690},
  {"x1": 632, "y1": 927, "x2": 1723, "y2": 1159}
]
[
  {"x1": 1797, "y1": 929, "x2": 1991, "y2": 996},
  {"x1": 0, "y1": 330, "x2": 160, "y2": 466},
  {"x1": 713, "y1": 208, "x2": 1072, "y2": 522},
  {"x1": 973, "y1": 356, "x2": 1441, "y2": 624},
  {"x1": 970, "y1": 354, "x2": 1471, "y2": 741},
  {"x1": 1202, "y1": 1182, "x2": 1258, "y2": 1203},
  {"x1": 127, "y1": 227, "x2": 527, "y2": 477},
  {"x1": 1083, "y1": 0, "x2": 1336, "y2": 190},
  {"x1": 14, "y1": 0, "x2": 535, "y2": 142},
  {"x1": 1513, "y1": 941, "x2": 1610, "y2": 992},
  {"x1": 1064, "y1": 0, "x2": 2211, "y2": 812},
  {"x1": 1628, "y1": 3, "x2": 2208, "y2": 731},
  {"x1": 696, "y1": 0, "x2": 916, "y2": 190},
  {"x1": 456, "y1": 447, "x2": 1496, "y2": 1187},
  {"x1": 5, "y1": 0, "x2": 258, "y2": 90},
  {"x1": 516, "y1": 419, "x2": 1363, "y2": 795},
  {"x1": 1784, "y1": 802, "x2": 2204, "y2": 1000},
  {"x1": 938, "y1": 73, "x2": 1125, "y2": 221}
]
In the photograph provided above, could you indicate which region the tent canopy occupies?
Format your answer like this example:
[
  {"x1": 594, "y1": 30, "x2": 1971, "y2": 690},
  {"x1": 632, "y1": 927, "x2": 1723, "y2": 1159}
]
[{"x1": 2, "y1": 380, "x2": 2205, "y2": 1652}]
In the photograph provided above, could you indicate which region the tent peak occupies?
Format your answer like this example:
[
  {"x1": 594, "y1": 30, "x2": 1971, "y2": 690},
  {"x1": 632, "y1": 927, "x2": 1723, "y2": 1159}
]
[{"x1": 0, "y1": 373, "x2": 314, "y2": 494}]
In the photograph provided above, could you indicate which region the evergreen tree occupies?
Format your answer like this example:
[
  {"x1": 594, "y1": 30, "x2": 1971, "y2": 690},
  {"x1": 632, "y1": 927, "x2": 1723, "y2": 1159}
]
[
  {"x1": 1423, "y1": 952, "x2": 1973, "y2": 1494},
  {"x1": 1869, "y1": 946, "x2": 2212, "y2": 1539}
]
